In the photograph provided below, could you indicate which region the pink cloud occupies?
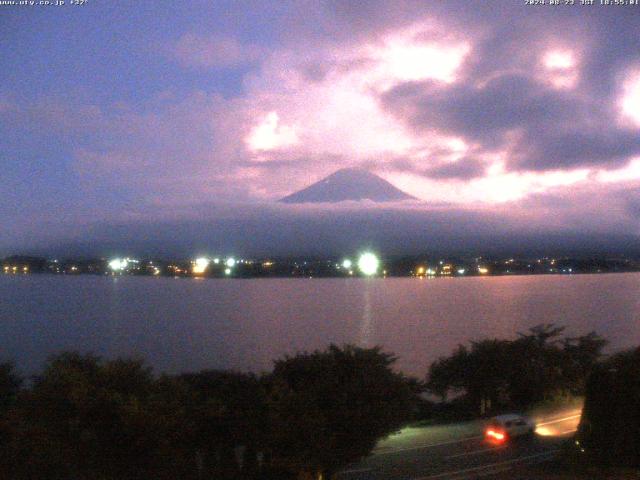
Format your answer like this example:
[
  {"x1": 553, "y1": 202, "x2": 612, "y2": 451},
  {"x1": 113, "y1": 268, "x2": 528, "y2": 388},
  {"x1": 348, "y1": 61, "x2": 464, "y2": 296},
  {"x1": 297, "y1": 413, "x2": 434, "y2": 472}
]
[
  {"x1": 620, "y1": 69, "x2": 640, "y2": 128},
  {"x1": 245, "y1": 111, "x2": 299, "y2": 152},
  {"x1": 57, "y1": 21, "x2": 640, "y2": 206},
  {"x1": 6, "y1": 11, "x2": 640, "y2": 213}
]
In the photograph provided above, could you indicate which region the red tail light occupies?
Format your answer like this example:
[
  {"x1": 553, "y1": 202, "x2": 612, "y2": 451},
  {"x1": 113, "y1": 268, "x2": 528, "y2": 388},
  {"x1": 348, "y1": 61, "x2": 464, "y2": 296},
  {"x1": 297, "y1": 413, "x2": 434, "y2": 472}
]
[{"x1": 485, "y1": 429, "x2": 505, "y2": 442}]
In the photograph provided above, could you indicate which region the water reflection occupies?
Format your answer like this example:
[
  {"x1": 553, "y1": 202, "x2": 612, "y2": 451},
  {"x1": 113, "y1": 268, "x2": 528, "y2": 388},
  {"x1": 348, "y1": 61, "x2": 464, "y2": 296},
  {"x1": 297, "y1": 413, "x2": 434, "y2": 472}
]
[
  {"x1": 359, "y1": 281, "x2": 374, "y2": 348},
  {"x1": 1, "y1": 273, "x2": 640, "y2": 376}
]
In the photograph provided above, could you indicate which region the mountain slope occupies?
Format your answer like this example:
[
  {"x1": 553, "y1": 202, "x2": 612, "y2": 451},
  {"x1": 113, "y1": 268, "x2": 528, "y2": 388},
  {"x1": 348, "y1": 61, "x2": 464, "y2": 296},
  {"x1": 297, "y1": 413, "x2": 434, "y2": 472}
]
[{"x1": 279, "y1": 168, "x2": 416, "y2": 203}]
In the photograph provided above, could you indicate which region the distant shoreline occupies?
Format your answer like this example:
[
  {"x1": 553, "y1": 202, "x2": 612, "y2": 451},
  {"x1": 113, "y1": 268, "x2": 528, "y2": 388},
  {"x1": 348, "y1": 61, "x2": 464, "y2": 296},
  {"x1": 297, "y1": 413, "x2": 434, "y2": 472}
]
[
  {"x1": 3, "y1": 254, "x2": 639, "y2": 280},
  {"x1": 2, "y1": 269, "x2": 640, "y2": 280}
]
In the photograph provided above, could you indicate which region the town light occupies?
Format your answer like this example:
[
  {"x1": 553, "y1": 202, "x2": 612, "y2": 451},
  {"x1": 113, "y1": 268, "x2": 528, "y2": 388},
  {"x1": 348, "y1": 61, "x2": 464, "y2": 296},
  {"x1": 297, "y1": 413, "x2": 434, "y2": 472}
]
[
  {"x1": 342, "y1": 259, "x2": 352, "y2": 269},
  {"x1": 358, "y1": 252, "x2": 379, "y2": 276},
  {"x1": 109, "y1": 258, "x2": 128, "y2": 271},
  {"x1": 226, "y1": 258, "x2": 236, "y2": 268},
  {"x1": 192, "y1": 257, "x2": 210, "y2": 274},
  {"x1": 224, "y1": 268, "x2": 232, "y2": 275}
]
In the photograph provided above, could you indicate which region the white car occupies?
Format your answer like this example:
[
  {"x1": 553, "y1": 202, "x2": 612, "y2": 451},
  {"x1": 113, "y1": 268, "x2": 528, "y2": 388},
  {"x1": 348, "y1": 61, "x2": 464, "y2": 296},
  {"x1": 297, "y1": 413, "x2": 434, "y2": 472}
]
[{"x1": 484, "y1": 414, "x2": 536, "y2": 443}]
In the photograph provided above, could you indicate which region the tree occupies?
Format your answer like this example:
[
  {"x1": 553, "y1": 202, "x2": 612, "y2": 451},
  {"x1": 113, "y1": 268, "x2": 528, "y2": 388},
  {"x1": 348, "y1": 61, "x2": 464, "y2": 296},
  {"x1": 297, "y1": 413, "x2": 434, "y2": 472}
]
[
  {"x1": 0, "y1": 362, "x2": 22, "y2": 473},
  {"x1": 561, "y1": 331, "x2": 608, "y2": 394},
  {"x1": 266, "y1": 345, "x2": 420, "y2": 480},
  {"x1": 427, "y1": 339, "x2": 513, "y2": 411},
  {"x1": 576, "y1": 347, "x2": 640, "y2": 467},
  {"x1": 426, "y1": 325, "x2": 606, "y2": 413},
  {"x1": 177, "y1": 370, "x2": 268, "y2": 479}
]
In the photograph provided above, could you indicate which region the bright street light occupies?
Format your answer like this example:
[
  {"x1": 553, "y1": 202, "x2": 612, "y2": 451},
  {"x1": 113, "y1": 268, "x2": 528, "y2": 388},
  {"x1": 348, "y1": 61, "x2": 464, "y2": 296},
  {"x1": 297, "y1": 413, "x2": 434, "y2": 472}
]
[
  {"x1": 108, "y1": 258, "x2": 128, "y2": 271},
  {"x1": 192, "y1": 257, "x2": 209, "y2": 274},
  {"x1": 358, "y1": 252, "x2": 379, "y2": 276}
]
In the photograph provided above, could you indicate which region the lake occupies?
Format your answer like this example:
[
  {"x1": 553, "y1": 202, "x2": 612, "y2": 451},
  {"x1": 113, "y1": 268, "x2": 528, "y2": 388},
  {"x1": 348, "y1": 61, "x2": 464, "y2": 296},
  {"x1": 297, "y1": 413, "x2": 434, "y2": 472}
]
[{"x1": 2, "y1": 273, "x2": 639, "y2": 377}]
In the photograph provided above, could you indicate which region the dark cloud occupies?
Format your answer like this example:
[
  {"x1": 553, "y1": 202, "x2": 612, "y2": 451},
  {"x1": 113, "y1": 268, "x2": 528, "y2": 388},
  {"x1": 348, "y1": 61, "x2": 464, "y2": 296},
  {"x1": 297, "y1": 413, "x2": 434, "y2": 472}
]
[
  {"x1": 524, "y1": 130, "x2": 640, "y2": 170},
  {"x1": 425, "y1": 157, "x2": 486, "y2": 180},
  {"x1": 327, "y1": 1, "x2": 633, "y2": 175},
  {"x1": 21, "y1": 201, "x2": 639, "y2": 260},
  {"x1": 320, "y1": 0, "x2": 640, "y2": 95},
  {"x1": 623, "y1": 188, "x2": 640, "y2": 220},
  {"x1": 382, "y1": 75, "x2": 575, "y2": 140},
  {"x1": 380, "y1": 155, "x2": 486, "y2": 180},
  {"x1": 382, "y1": 72, "x2": 640, "y2": 171}
]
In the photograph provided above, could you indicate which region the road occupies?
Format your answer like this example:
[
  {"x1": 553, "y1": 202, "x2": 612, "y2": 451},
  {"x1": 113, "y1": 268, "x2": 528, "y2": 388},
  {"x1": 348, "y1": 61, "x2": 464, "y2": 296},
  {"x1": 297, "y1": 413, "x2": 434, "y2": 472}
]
[{"x1": 336, "y1": 408, "x2": 582, "y2": 480}]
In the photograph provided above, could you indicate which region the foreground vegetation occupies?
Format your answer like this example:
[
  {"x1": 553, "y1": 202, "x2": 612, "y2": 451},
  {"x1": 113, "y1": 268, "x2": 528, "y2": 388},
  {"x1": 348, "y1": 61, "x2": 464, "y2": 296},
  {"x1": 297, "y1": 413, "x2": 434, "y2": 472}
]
[
  {"x1": 427, "y1": 325, "x2": 640, "y2": 471},
  {"x1": 426, "y1": 324, "x2": 607, "y2": 416},
  {"x1": 0, "y1": 346, "x2": 418, "y2": 480},
  {"x1": 0, "y1": 324, "x2": 637, "y2": 479},
  {"x1": 572, "y1": 346, "x2": 640, "y2": 468},
  {"x1": 508, "y1": 347, "x2": 640, "y2": 478}
]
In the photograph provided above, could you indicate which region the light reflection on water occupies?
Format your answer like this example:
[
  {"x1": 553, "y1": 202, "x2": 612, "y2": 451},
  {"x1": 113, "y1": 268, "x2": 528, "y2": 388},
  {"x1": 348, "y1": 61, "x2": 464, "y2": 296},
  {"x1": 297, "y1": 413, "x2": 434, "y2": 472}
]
[
  {"x1": 359, "y1": 282, "x2": 374, "y2": 348},
  {"x1": 1, "y1": 273, "x2": 639, "y2": 376}
]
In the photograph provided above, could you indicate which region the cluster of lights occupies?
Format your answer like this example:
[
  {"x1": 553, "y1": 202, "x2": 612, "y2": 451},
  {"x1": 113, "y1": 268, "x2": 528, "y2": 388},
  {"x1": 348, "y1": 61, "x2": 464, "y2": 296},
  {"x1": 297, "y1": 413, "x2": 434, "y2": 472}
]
[
  {"x1": 187, "y1": 256, "x2": 239, "y2": 276},
  {"x1": 339, "y1": 259, "x2": 355, "y2": 275},
  {"x1": 108, "y1": 257, "x2": 140, "y2": 274},
  {"x1": 224, "y1": 257, "x2": 234, "y2": 275},
  {"x1": 336, "y1": 254, "x2": 380, "y2": 276},
  {"x1": 6, "y1": 253, "x2": 591, "y2": 279},
  {"x1": 415, "y1": 266, "x2": 439, "y2": 276},
  {"x1": 103, "y1": 253, "x2": 513, "y2": 279},
  {"x1": 3, "y1": 265, "x2": 28, "y2": 274},
  {"x1": 108, "y1": 258, "x2": 129, "y2": 271},
  {"x1": 6, "y1": 253, "x2": 587, "y2": 280},
  {"x1": 413, "y1": 262, "x2": 471, "y2": 277},
  {"x1": 71, "y1": 254, "x2": 540, "y2": 279}
]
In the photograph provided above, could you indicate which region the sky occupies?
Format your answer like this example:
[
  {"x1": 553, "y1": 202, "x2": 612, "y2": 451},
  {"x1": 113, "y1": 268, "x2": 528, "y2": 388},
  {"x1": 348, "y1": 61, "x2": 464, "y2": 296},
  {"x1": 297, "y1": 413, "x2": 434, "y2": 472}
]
[{"x1": 1, "y1": 0, "x2": 640, "y2": 256}]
